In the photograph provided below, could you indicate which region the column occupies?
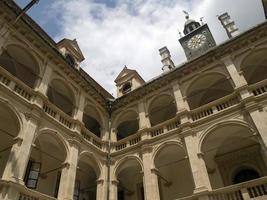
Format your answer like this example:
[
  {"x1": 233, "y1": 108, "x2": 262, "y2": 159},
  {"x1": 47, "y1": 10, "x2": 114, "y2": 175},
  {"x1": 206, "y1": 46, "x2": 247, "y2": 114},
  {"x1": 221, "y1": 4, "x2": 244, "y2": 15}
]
[
  {"x1": 2, "y1": 114, "x2": 38, "y2": 184},
  {"x1": 73, "y1": 92, "x2": 85, "y2": 122},
  {"x1": 138, "y1": 101, "x2": 151, "y2": 129},
  {"x1": 172, "y1": 81, "x2": 190, "y2": 124},
  {"x1": 36, "y1": 63, "x2": 53, "y2": 95},
  {"x1": 110, "y1": 180, "x2": 118, "y2": 200},
  {"x1": 184, "y1": 133, "x2": 211, "y2": 193},
  {"x1": 57, "y1": 140, "x2": 79, "y2": 200},
  {"x1": 0, "y1": 24, "x2": 10, "y2": 55},
  {"x1": 1, "y1": 185, "x2": 20, "y2": 200},
  {"x1": 96, "y1": 162, "x2": 108, "y2": 200},
  {"x1": 142, "y1": 146, "x2": 160, "y2": 200},
  {"x1": 247, "y1": 108, "x2": 267, "y2": 148},
  {"x1": 222, "y1": 56, "x2": 248, "y2": 88}
]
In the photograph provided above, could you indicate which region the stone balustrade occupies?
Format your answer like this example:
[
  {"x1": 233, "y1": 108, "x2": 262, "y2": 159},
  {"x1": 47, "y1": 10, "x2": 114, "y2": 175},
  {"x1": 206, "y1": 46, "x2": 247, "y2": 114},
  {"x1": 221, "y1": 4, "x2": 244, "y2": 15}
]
[
  {"x1": 81, "y1": 126, "x2": 103, "y2": 150},
  {"x1": 250, "y1": 79, "x2": 267, "y2": 97},
  {"x1": 176, "y1": 176, "x2": 267, "y2": 200},
  {"x1": 0, "y1": 180, "x2": 56, "y2": 200}
]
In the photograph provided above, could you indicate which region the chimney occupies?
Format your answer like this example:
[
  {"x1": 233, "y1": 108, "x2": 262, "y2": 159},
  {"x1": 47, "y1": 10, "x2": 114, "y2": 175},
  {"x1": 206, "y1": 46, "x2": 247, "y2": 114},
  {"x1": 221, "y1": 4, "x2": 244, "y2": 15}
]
[
  {"x1": 159, "y1": 47, "x2": 175, "y2": 72},
  {"x1": 218, "y1": 12, "x2": 239, "y2": 39}
]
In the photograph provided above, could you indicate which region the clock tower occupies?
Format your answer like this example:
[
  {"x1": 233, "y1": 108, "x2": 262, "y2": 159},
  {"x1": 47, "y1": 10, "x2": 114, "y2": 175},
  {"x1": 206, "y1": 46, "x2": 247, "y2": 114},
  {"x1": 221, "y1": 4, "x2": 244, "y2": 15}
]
[{"x1": 179, "y1": 13, "x2": 216, "y2": 60}]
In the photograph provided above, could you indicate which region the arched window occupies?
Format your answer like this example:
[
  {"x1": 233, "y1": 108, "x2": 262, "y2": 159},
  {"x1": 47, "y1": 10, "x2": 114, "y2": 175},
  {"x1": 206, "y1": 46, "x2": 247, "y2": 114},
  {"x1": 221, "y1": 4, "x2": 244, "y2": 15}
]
[
  {"x1": 47, "y1": 79, "x2": 75, "y2": 116},
  {"x1": 65, "y1": 53, "x2": 76, "y2": 67},
  {"x1": 0, "y1": 45, "x2": 40, "y2": 88},
  {"x1": 122, "y1": 82, "x2": 131, "y2": 94}
]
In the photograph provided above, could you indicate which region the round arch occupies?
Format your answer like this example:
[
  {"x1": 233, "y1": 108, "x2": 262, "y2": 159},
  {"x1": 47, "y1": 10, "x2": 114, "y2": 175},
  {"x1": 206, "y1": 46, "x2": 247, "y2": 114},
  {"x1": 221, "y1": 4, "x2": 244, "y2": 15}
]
[
  {"x1": 78, "y1": 151, "x2": 102, "y2": 179},
  {"x1": 47, "y1": 78, "x2": 76, "y2": 116},
  {"x1": 239, "y1": 48, "x2": 267, "y2": 84},
  {"x1": 0, "y1": 44, "x2": 40, "y2": 88},
  {"x1": 148, "y1": 94, "x2": 177, "y2": 126},
  {"x1": 185, "y1": 72, "x2": 234, "y2": 109}
]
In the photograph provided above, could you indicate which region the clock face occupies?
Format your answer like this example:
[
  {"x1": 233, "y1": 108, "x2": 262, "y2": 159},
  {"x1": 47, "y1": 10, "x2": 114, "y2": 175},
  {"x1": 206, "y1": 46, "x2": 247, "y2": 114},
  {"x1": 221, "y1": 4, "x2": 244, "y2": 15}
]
[{"x1": 187, "y1": 34, "x2": 207, "y2": 50}]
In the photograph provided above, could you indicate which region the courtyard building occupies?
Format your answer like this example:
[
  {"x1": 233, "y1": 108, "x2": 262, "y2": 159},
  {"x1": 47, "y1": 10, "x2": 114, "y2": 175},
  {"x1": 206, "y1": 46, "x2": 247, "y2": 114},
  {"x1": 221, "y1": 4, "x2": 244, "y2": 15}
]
[{"x1": 1, "y1": 0, "x2": 267, "y2": 200}]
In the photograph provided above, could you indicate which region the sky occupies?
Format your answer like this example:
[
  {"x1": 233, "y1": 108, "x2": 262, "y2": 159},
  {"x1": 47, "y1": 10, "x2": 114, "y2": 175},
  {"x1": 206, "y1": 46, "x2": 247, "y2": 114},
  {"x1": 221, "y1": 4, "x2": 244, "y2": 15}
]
[{"x1": 15, "y1": 0, "x2": 265, "y2": 96}]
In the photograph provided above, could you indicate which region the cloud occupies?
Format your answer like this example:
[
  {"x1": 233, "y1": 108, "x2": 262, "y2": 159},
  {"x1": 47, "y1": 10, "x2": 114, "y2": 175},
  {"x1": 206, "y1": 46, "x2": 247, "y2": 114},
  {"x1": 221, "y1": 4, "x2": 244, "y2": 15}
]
[{"x1": 48, "y1": 0, "x2": 264, "y2": 96}]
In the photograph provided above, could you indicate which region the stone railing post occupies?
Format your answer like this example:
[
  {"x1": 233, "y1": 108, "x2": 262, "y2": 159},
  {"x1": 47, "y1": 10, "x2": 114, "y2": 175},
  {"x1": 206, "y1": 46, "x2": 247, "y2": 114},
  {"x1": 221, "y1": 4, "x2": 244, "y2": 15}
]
[
  {"x1": 142, "y1": 146, "x2": 161, "y2": 200},
  {"x1": 184, "y1": 132, "x2": 211, "y2": 193},
  {"x1": 57, "y1": 139, "x2": 79, "y2": 200}
]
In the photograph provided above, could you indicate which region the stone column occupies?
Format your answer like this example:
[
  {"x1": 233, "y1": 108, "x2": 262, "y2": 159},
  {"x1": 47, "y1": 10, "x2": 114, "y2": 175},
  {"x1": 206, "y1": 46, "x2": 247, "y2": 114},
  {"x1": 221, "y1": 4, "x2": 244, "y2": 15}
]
[
  {"x1": 138, "y1": 101, "x2": 151, "y2": 129},
  {"x1": 142, "y1": 146, "x2": 160, "y2": 200},
  {"x1": 172, "y1": 81, "x2": 191, "y2": 124},
  {"x1": 222, "y1": 56, "x2": 248, "y2": 88},
  {"x1": 74, "y1": 92, "x2": 85, "y2": 122},
  {"x1": 96, "y1": 179, "x2": 105, "y2": 200},
  {"x1": 0, "y1": 24, "x2": 10, "y2": 55},
  {"x1": 110, "y1": 180, "x2": 118, "y2": 200},
  {"x1": 37, "y1": 63, "x2": 53, "y2": 95},
  {"x1": 96, "y1": 162, "x2": 108, "y2": 200},
  {"x1": 184, "y1": 133, "x2": 211, "y2": 193},
  {"x1": 2, "y1": 113, "x2": 39, "y2": 184},
  {"x1": 57, "y1": 140, "x2": 79, "y2": 200},
  {"x1": 221, "y1": 56, "x2": 251, "y2": 99},
  {"x1": 1, "y1": 185, "x2": 20, "y2": 200}
]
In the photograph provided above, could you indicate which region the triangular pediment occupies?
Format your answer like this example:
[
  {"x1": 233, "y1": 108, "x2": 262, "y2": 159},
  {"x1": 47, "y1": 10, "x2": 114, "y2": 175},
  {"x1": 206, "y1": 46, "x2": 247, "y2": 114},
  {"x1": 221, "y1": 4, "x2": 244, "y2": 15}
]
[{"x1": 115, "y1": 66, "x2": 136, "y2": 83}]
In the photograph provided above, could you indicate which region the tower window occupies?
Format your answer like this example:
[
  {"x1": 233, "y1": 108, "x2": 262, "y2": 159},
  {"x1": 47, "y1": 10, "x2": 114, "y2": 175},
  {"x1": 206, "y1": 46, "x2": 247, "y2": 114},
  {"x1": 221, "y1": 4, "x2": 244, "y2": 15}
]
[
  {"x1": 122, "y1": 82, "x2": 132, "y2": 94},
  {"x1": 65, "y1": 53, "x2": 76, "y2": 66}
]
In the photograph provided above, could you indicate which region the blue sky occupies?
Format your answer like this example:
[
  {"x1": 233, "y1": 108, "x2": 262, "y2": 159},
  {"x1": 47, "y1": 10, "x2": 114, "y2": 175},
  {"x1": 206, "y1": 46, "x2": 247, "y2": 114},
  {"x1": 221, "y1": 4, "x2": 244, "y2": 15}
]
[{"x1": 15, "y1": 0, "x2": 265, "y2": 95}]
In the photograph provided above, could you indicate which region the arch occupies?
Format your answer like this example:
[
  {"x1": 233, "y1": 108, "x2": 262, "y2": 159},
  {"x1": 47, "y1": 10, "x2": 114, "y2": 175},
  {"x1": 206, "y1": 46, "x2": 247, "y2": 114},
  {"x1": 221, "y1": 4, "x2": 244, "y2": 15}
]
[
  {"x1": 78, "y1": 151, "x2": 102, "y2": 179},
  {"x1": 232, "y1": 166, "x2": 260, "y2": 184},
  {"x1": 115, "y1": 110, "x2": 139, "y2": 140},
  {"x1": 152, "y1": 140, "x2": 184, "y2": 168},
  {"x1": 113, "y1": 155, "x2": 144, "y2": 180},
  {"x1": 198, "y1": 119, "x2": 255, "y2": 154},
  {"x1": 0, "y1": 44, "x2": 40, "y2": 88},
  {"x1": 185, "y1": 72, "x2": 234, "y2": 109},
  {"x1": 33, "y1": 128, "x2": 69, "y2": 163},
  {"x1": 47, "y1": 78, "x2": 76, "y2": 116},
  {"x1": 148, "y1": 94, "x2": 176, "y2": 126},
  {"x1": 83, "y1": 104, "x2": 103, "y2": 138},
  {"x1": 240, "y1": 48, "x2": 267, "y2": 84}
]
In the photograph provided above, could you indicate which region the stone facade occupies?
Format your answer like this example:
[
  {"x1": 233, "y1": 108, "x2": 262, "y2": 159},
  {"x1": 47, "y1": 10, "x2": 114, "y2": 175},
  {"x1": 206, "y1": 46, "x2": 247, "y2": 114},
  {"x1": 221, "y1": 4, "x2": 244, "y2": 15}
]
[{"x1": 1, "y1": 1, "x2": 267, "y2": 200}]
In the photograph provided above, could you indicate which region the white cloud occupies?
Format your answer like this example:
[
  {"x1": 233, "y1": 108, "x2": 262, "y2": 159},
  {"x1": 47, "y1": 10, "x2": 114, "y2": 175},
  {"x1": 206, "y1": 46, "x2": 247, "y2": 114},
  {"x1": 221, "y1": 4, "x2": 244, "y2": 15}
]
[{"x1": 49, "y1": 0, "x2": 265, "y2": 96}]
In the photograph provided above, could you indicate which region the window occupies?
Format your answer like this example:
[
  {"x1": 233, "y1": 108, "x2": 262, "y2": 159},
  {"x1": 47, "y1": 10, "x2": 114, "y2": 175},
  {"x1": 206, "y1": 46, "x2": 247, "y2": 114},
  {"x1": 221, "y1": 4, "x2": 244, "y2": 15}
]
[
  {"x1": 24, "y1": 160, "x2": 41, "y2": 189},
  {"x1": 73, "y1": 180, "x2": 81, "y2": 200},
  {"x1": 54, "y1": 171, "x2": 61, "y2": 198},
  {"x1": 122, "y1": 82, "x2": 132, "y2": 94},
  {"x1": 66, "y1": 53, "x2": 76, "y2": 66}
]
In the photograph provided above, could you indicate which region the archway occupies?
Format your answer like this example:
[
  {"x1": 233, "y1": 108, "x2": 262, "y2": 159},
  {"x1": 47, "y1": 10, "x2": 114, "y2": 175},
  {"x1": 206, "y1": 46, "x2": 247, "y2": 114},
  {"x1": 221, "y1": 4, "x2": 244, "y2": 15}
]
[
  {"x1": 0, "y1": 44, "x2": 40, "y2": 88},
  {"x1": 47, "y1": 79, "x2": 75, "y2": 116},
  {"x1": 154, "y1": 143, "x2": 194, "y2": 200},
  {"x1": 201, "y1": 122, "x2": 267, "y2": 189},
  {"x1": 233, "y1": 168, "x2": 260, "y2": 184},
  {"x1": 74, "y1": 153, "x2": 100, "y2": 200},
  {"x1": 186, "y1": 73, "x2": 234, "y2": 109},
  {"x1": 240, "y1": 49, "x2": 267, "y2": 84},
  {"x1": 24, "y1": 132, "x2": 67, "y2": 198},
  {"x1": 148, "y1": 95, "x2": 176, "y2": 126},
  {"x1": 83, "y1": 105, "x2": 102, "y2": 138},
  {"x1": 0, "y1": 102, "x2": 20, "y2": 178},
  {"x1": 116, "y1": 158, "x2": 144, "y2": 200},
  {"x1": 116, "y1": 111, "x2": 139, "y2": 140}
]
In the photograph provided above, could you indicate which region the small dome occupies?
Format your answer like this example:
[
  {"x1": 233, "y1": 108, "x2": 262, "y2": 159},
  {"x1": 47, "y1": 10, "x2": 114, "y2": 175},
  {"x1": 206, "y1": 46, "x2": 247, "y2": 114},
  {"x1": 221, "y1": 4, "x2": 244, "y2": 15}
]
[{"x1": 185, "y1": 19, "x2": 196, "y2": 26}]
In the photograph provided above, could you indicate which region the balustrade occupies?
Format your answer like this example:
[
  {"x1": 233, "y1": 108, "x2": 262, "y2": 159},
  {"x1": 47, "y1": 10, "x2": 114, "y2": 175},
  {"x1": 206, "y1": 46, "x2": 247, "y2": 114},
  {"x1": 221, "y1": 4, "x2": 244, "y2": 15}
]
[
  {"x1": 250, "y1": 79, "x2": 267, "y2": 97},
  {"x1": 81, "y1": 126, "x2": 103, "y2": 150}
]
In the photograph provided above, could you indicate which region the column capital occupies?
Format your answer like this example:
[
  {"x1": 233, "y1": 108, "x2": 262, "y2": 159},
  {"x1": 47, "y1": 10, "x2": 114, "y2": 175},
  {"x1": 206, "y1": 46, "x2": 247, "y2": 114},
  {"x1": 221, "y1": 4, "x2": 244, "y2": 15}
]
[{"x1": 111, "y1": 179, "x2": 119, "y2": 185}]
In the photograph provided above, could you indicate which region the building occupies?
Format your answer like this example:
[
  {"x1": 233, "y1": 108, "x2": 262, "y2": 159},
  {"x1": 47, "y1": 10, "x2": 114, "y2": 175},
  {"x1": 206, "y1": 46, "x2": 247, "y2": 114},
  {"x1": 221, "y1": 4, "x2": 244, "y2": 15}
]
[{"x1": 0, "y1": 0, "x2": 267, "y2": 200}]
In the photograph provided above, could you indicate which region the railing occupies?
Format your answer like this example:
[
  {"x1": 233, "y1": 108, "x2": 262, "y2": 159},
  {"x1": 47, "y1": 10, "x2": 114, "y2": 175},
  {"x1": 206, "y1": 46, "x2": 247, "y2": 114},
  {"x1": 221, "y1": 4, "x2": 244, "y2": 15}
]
[
  {"x1": 250, "y1": 79, "x2": 267, "y2": 97},
  {"x1": 42, "y1": 100, "x2": 73, "y2": 129},
  {"x1": 81, "y1": 126, "x2": 103, "y2": 150},
  {"x1": 0, "y1": 65, "x2": 34, "y2": 102},
  {"x1": 150, "y1": 116, "x2": 181, "y2": 138},
  {"x1": 0, "y1": 180, "x2": 56, "y2": 200},
  {"x1": 190, "y1": 93, "x2": 240, "y2": 121},
  {"x1": 176, "y1": 176, "x2": 267, "y2": 200},
  {"x1": 114, "y1": 133, "x2": 142, "y2": 152}
]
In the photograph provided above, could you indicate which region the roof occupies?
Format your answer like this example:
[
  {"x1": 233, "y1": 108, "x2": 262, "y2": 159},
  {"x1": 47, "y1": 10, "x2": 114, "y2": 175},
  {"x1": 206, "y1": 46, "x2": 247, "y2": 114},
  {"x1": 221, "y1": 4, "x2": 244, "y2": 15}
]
[
  {"x1": 57, "y1": 38, "x2": 85, "y2": 61},
  {"x1": 114, "y1": 66, "x2": 145, "y2": 84}
]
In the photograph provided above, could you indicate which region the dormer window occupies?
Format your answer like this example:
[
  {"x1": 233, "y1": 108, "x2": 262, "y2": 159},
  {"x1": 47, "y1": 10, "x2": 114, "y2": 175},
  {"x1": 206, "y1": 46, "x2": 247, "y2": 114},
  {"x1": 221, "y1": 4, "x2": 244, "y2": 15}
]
[
  {"x1": 65, "y1": 53, "x2": 75, "y2": 66},
  {"x1": 122, "y1": 82, "x2": 132, "y2": 94}
]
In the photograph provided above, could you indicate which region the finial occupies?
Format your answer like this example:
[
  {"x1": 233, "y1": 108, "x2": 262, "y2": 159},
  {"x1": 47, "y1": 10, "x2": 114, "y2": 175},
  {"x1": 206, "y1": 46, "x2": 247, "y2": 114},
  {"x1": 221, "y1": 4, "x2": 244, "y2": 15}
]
[
  {"x1": 200, "y1": 17, "x2": 204, "y2": 25},
  {"x1": 183, "y1": 10, "x2": 189, "y2": 19}
]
